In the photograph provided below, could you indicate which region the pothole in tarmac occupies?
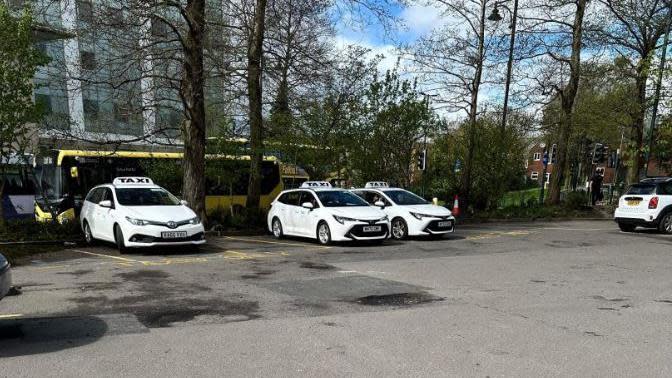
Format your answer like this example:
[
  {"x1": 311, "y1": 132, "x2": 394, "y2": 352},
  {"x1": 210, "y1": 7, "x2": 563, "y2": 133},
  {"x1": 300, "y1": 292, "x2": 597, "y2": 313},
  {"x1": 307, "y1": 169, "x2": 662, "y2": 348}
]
[
  {"x1": 354, "y1": 292, "x2": 444, "y2": 306},
  {"x1": 300, "y1": 262, "x2": 335, "y2": 270}
]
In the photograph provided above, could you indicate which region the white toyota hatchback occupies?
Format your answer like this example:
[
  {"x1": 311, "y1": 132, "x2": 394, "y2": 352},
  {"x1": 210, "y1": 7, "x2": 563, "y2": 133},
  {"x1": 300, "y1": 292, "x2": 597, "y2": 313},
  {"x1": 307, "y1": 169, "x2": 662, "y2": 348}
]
[
  {"x1": 267, "y1": 181, "x2": 390, "y2": 245},
  {"x1": 80, "y1": 177, "x2": 205, "y2": 252},
  {"x1": 614, "y1": 177, "x2": 672, "y2": 233},
  {"x1": 352, "y1": 182, "x2": 455, "y2": 240}
]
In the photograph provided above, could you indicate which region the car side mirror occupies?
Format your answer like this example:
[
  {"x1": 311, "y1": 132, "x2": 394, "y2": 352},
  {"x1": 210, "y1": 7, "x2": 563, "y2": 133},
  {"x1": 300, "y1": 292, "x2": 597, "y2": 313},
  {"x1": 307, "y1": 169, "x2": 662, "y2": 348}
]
[
  {"x1": 99, "y1": 200, "x2": 112, "y2": 208},
  {"x1": 374, "y1": 200, "x2": 385, "y2": 208},
  {"x1": 302, "y1": 202, "x2": 314, "y2": 210},
  {"x1": 181, "y1": 200, "x2": 189, "y2": 206}
]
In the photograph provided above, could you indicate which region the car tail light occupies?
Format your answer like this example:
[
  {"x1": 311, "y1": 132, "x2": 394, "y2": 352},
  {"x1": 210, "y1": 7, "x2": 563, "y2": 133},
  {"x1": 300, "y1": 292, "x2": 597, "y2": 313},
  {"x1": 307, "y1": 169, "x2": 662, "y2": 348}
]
[{"x1": 649, "y1": 196, "x2": 659, "y2": 209}]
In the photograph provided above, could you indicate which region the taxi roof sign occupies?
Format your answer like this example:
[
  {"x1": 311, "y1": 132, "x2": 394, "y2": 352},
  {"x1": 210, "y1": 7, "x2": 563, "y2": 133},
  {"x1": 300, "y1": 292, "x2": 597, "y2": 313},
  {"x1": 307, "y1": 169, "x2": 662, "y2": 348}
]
[
  {"x1": 113, "y1": 177, "x2": 154, "y2": 185},
  {"x1": 300, "y1": 181, "x2": 332, "y2": 188},
  {"x1": 365, "y1": 181, "x2": 389, "y2": 188}
]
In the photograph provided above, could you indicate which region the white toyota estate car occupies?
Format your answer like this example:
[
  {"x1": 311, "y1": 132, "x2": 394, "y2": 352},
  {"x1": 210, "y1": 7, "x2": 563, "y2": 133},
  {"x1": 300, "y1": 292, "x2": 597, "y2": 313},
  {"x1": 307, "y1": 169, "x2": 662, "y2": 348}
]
[
  {"x1": 614, "y1": 177, "x2": 672, "y2": 233},
  {"x1": 267, "y1": 181, "x2": 390, "y2": 245},
  {"x1": 80, "y1": 177, "x2": 205, "y2": 252},
  {"x1": 352, "y1": 182, "x2": 455, "y2": 240}
]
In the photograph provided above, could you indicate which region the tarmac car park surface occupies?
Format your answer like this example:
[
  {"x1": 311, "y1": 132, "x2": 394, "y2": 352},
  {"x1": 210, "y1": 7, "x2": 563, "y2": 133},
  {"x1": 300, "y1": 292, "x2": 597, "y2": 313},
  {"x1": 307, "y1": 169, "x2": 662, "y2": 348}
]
[{"x1": 2, "y1": 220, "x2": 672, "y2": 376}]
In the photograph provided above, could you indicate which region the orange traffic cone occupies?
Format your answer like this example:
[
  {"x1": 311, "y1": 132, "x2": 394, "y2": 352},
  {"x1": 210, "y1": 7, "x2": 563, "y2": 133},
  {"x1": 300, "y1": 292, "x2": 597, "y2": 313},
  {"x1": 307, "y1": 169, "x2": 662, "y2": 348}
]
[{"x1": 452, "y1": 195, "x2": 460, "y2": 217}]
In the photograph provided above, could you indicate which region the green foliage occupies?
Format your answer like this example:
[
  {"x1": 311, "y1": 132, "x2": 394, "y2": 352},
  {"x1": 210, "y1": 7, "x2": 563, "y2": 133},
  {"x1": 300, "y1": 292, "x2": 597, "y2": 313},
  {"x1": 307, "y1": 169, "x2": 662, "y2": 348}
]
[
  {"x1": 563, "y1": 190, "x2": 589, "y2": 210},
  {"x1": 0, "y1": 218, "x2": 80, "y2": 242},
  {"x1": 139, "y1": 159, "x2": 183, "y2": 195},
  {"x1": 208, "y1": 206, "x2": 267, "y2": 230},
  {"x1": 473, "y1": 204, "x2": 600, "y2": 220},
  {"x1": 426, "y1": 111, "x2": 531, "y2": 211}
]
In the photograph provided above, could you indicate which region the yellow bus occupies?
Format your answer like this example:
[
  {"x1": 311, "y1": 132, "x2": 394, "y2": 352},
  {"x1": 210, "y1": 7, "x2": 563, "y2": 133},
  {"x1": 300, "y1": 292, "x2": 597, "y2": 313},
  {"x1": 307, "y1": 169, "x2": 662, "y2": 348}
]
[{"x1": 33, "y1": 149, "x2": 308, "y2": 222}]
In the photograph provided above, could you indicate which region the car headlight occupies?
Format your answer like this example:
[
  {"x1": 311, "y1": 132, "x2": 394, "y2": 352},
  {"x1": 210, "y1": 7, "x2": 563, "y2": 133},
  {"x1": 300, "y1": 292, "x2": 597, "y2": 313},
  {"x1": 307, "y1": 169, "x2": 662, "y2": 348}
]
[
  {"x1": 379, "y1": 215, "x2": 389, "y2": 222},
  {"x1": 409, "y1": 212, "x2": 436, "y2": 220},
  {"x1": 188, "y1": 216, "x2": 201, "y2": 225},
  {"x1": 333, "y1": 215, "x2": 357, "y2": 224},
  {"x1": 126, "y1": 216, "x2": 149, "y2": 226}
]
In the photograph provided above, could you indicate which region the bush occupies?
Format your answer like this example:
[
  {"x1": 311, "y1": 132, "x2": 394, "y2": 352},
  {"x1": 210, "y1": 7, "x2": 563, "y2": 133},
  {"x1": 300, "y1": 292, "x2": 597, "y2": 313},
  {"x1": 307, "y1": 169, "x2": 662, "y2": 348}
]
[
  {"x1": 0, "y1": 218, "x2": 81, "y2": 242},
  {"x1": 207, "y1": 206, "x2": 268, "y2": 231},
  {"x1": 563, "y1": 191, "x2": 589, "y2": 210}
]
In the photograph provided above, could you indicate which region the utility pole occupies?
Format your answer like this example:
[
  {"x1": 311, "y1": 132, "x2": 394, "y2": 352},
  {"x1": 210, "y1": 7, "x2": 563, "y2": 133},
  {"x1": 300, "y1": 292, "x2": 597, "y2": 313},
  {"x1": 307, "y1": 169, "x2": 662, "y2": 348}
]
[{"x1": 539, "y1": 147, "x2": 548, "y2": 204}]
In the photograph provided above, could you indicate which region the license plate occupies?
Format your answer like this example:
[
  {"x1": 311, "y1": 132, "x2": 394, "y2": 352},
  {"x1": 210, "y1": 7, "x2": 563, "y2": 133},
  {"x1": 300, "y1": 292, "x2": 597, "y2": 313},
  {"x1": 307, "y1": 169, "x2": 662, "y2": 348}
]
[
  {"x1": 438, "y1": 221, "x2": 452, "y2": 228},
  {"x1": 161, "y1": 231, "x2": 187, "y2": 239},
  {"x1": 626, "y1": 200, "x2": 641, "y2": 206},
  {"x1": 362, "y1": 225, "x2": 382, "y2": 232}
]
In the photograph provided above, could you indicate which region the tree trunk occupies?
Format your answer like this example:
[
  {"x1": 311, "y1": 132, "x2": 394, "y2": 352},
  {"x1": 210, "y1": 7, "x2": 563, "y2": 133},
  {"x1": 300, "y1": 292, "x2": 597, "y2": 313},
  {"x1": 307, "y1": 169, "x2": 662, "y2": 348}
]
[
  {"x1": 627, "y1": 69, "x2": 648, "y2": 184},
  {"x1": 458, "y1": 0, "x2": 487, "y2": 212},
  {"x1": 548, "y1": 0, "x2": 587, "y2": 205},
  {"x1": 181, "y1": 0, "x2": 208, "y2": 222},
  {"x1": 246, "y1": 0, "x2": 268, "y2": 209}
]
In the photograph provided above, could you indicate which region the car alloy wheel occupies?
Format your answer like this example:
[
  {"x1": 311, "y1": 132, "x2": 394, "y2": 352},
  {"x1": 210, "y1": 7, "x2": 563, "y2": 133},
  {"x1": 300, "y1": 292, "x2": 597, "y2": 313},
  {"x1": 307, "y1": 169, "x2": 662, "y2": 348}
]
[
  {"x1": 391, "y1": 218, "x2": 407, "y2": 240},
  {"x1": 272, "y1": 218, "x2": 283, "y2": 239},
  {"x1": 84, "y1": 222, "x2": 93, "y2": 244},
  {"x1": 661, "y1": 214, "x2": 672, "y2": 234},
  {"x1": 317, "y1": 223, "x2": 331, "y2": 245}
]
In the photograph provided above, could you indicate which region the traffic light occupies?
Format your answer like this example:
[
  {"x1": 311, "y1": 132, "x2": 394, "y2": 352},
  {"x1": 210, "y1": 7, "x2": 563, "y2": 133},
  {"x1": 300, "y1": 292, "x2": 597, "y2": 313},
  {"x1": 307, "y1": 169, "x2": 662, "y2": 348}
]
[
  {"x1": 417, "y1": 149, "x2": 427, "y2": 171},
  {"x1": 592, "y1": 143, "x2": 605, "y2": 164}
]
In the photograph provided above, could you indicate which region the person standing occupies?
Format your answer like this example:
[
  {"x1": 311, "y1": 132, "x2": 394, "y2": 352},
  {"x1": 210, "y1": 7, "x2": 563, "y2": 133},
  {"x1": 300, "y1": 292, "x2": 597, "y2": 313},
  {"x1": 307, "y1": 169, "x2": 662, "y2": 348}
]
[{"x1": 591, "y1": 171, "x2": 603, "y2": 206}]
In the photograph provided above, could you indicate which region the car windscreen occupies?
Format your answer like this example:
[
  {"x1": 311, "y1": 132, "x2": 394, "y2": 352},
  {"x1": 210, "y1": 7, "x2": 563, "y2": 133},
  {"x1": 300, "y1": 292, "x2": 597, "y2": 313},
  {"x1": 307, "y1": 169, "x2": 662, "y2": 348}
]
[
  {"x1": 316, "y1": 191, "x2": 370, "y2": 207},
  {"x1": 383, "y1": 190, "x2": 428, "y2": 205},
  {"x1": 625, "y1": 184, "x2": 656, "y2": 195},
  {"x1": 115, "y1": 187, "x2": 181, "y2": 206}
]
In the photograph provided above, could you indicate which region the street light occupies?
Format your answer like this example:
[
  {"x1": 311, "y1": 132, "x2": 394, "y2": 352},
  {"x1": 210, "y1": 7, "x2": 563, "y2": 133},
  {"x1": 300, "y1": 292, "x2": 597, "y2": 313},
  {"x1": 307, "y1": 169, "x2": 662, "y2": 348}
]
[{"x1": 488, "y1": 0, "x2": 519, "y2": 136}]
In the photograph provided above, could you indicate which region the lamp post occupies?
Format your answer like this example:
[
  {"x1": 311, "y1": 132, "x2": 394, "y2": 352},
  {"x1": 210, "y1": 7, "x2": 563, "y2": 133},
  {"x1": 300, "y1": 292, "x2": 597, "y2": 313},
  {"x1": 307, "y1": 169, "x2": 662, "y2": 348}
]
[{"x1": 488, "y1": 0, "x2": 519, "y2": 136}]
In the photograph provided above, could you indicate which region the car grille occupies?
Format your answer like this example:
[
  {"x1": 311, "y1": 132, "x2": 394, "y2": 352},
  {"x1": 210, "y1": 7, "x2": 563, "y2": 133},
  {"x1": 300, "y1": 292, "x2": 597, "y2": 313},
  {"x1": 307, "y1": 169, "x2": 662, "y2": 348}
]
[
  {"x1": 130, "y1": 232, "x2": 205, "y2": 243},
  {"x1": 425, "y1": 219, "x2": 454, "y2": 233},
  {"x1": 348, "y1": 224, "x2": 389, "y2": 238}
]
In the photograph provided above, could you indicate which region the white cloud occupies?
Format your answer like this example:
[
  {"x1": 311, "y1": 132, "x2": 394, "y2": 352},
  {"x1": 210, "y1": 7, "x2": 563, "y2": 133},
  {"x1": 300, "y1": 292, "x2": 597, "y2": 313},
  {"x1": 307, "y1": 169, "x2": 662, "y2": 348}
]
[
  {"x1": 333, "y1": 35, "x2": 399, "y2": 73},
  {"x1": 400, "y1": 4, "x2": 447, "y2": 36}
]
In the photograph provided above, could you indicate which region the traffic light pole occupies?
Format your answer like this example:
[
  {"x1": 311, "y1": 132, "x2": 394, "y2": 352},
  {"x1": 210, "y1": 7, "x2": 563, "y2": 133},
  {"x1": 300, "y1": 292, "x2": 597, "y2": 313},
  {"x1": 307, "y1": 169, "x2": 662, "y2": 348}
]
[{"x1": 539, "y1": 148, "x2": 548, "y2": 205}]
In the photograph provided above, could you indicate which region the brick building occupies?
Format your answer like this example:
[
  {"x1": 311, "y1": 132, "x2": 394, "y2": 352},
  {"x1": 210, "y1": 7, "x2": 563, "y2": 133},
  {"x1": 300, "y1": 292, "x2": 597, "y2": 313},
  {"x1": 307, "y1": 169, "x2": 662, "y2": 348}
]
[{"x1": 524, "y1": 142, "x2": 616, "y2": 187}]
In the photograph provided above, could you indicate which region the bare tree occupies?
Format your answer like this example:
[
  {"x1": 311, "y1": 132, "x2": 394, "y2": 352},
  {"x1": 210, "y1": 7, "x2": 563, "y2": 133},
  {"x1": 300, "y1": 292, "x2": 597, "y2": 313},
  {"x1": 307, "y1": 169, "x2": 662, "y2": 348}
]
[{"x1": 408, "y1": 0, "x2": 500, "y2": 210}]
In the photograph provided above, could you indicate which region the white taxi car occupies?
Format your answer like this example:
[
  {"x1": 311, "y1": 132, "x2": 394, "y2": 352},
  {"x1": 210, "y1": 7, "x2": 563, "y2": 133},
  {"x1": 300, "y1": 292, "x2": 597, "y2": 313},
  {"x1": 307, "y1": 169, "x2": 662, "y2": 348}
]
[
  {"x1": 267, "y1": 181, "x2": 390, "y2": 245},
  {"x1": 614, "y1": 177, "x2": 672, "y2": 233},
  {"x1": 352, "y1": 182, "x2": 455, "y2": 240},
  {"x1": 80, "y1": 177, "x2": 205, "y2": 252}
]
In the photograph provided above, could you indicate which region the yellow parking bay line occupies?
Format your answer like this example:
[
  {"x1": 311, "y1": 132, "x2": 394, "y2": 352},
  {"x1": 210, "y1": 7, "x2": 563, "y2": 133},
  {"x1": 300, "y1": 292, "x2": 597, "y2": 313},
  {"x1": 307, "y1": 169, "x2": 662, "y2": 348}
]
[
  {"x1": 0, "y1": 314, "x2": 23, "y2": 319},
  {"x1": 222, "y1": 236, "x2": 331, "y2": 250},
  {"x1": 71, "y1": 249, "x2": 145, "y2": 264}
]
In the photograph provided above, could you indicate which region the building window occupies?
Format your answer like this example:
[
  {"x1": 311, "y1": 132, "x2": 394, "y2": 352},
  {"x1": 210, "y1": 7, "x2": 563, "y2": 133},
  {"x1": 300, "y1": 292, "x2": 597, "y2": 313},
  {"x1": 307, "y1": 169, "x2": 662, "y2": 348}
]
[
  {"x1": 35, "y1": 94, "x2": 52, "y2": 115},
  {"x1": 533, "y1": 152, "x2": 541, "y2": 161},
  {"x1": 77, "y1": 0, "x2": 93, "y2": 23},
  {"x1": 545, "y1": 173, "x2": 551, "y2": 183},
  {"x1": 80, "y1": 51, "x2": 96, "y2": 70},
  {"x1": 83, "y1": 99, "x2": 99, "y2": 118},
  {"x1": 531, "y1": 172, "x2": 539, "y2": 180}
]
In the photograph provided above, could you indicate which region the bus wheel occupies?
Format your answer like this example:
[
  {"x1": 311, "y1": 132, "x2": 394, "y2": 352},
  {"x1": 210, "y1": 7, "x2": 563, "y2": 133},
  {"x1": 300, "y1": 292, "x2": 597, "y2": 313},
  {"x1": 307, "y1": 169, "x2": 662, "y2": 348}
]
[
  {"x1": 83, "y1": 221, "x2": 95, "y2": 245},
  {"x1": 114, "y1": 225, "x2": 128, "y2": 254},
  {"x1": 272, "y1": 218, "x2": 284, "y2": 239}
]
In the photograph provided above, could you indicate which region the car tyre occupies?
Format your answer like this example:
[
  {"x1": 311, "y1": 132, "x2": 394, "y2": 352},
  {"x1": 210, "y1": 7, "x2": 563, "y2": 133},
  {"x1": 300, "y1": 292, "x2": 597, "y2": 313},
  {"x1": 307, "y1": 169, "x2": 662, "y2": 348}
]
[
  {"x1": 658, "y1": 213, "x2": 672, "y2": 234},
  {"x1": 272, "y1": 217, "x2": 284, "y2": 239},
  {"x1": 618, "y1": 222, "x2": 636, "y2": 233},
  {"x1": 83, "y1": 221, "x2": 96, "y2": 245},
  {"x1": 317, "y1": 221, "x2": 331, "y2": 245},
  {"x1": 391, "y1": 217, "x2": 408, "y2": 240},
  {"x1": 114, "y1": 225, "x2": 128, "y2": 254}
]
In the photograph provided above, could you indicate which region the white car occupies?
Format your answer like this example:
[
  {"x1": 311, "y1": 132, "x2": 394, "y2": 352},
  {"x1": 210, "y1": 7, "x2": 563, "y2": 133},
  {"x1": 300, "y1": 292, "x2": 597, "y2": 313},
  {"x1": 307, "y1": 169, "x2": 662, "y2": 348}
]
[
  {"x1": 352, "y1": 182, "x2": 455, "y2": 240},
  {"x1": 267, "y1": 181, "x2": 390, "y2": 245},
  {"x1": 80, "y1": 177, "x2": 205, "y2": 252},
  {"x1": 614, "y1": 177, "x2": 672, "y2": 233},
  {"x1": 0, "y1": 253, "x2": 11, "y2": 302}
]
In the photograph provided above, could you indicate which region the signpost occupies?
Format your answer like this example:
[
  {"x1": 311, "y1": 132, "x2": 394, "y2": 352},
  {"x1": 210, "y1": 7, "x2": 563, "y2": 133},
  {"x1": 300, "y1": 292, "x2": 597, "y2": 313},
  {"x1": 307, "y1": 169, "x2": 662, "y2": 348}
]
[{"x1": 539, "y1": 149, "x2": 548, "y2": 204}]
